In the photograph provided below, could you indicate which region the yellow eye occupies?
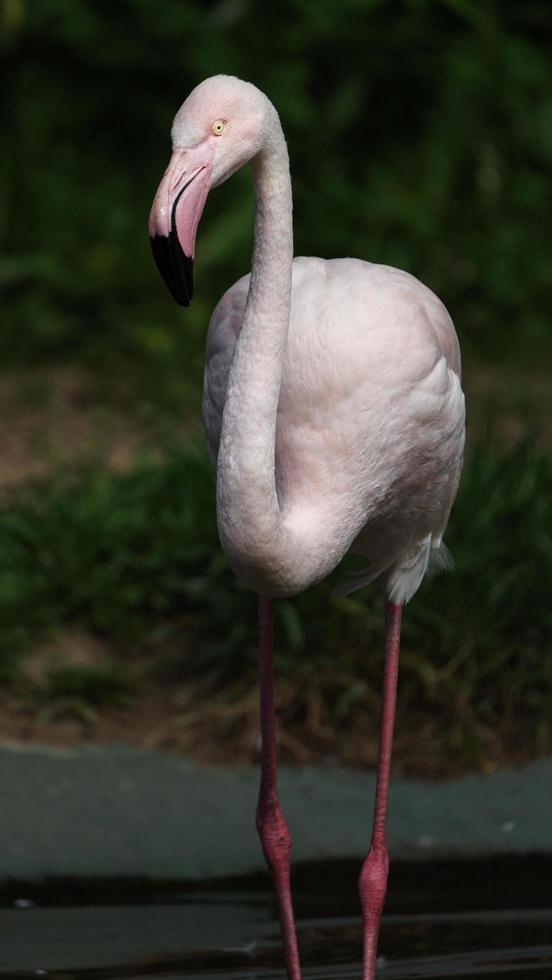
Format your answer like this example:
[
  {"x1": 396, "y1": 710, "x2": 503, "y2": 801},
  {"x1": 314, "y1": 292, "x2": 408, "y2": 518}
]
[{"x1": 212, "y1": 119, "x2": 226, "y2": 136}]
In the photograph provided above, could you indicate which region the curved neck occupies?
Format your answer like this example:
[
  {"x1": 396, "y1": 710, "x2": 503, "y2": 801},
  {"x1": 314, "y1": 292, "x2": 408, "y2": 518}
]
[{"x1": 216, "y1": 122, "x2": 293, "y2": 588}]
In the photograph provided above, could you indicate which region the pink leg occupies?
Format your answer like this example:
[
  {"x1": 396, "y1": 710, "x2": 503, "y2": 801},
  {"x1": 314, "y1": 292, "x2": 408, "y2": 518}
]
[
  {"x1": 359, "y1": 600, "x2": 403, "y2": 980},
  {"x1": 256, "y1": 596, "x2": 302, "y2": 980}
]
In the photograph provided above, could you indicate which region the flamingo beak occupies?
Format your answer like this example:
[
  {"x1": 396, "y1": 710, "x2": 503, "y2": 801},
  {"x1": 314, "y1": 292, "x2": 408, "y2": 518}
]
[{"x1": 148, "y1": 144, "x2": 214, "y2": 307}]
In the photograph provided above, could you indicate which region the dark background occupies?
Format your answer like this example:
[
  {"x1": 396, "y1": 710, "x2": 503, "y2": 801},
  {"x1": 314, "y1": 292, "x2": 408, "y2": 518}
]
[{"x1": 0, "y1": 0, "x2": 550, "y2": 773}]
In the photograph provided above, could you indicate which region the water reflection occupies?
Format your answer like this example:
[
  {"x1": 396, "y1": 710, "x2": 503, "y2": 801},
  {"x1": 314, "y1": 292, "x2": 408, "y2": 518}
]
[{"x1": 2, "y1": 858, "x2": 552, "y2": 979}]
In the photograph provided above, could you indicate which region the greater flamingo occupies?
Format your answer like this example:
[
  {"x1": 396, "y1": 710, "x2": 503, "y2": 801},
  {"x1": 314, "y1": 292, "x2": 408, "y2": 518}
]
[{"x1": 149, "y1": 75, "x2": 465, "y2": 980}]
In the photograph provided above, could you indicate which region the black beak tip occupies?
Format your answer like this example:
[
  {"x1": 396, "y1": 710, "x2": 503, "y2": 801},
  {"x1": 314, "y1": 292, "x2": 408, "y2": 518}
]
[{"x1": 150, "y1": 234, "x2": 194, "y2": 308}]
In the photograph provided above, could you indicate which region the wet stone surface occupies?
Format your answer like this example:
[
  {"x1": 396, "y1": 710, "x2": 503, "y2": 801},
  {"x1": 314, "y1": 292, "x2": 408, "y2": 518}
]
[
  {"x1": 1, "y1": 746, "x2": 552, "y2": 883},
  {"x1": 2, "y1": 858, "x2": 552, "y2": 979}
]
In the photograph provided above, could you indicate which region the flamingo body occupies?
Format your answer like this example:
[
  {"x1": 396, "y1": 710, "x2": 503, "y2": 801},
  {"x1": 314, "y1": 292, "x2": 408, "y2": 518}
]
[
  {"x1": 204, "y1": 256, "x2": 465, "y2": 603},
  {"x1": 149, "y1": 74, "x2": 466, "y2": 980}
]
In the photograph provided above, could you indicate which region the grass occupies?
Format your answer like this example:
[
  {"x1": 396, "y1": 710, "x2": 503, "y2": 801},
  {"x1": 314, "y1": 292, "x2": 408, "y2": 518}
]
[{"x1": 0, "y1": 435, "x2": 550, "y2": 771}]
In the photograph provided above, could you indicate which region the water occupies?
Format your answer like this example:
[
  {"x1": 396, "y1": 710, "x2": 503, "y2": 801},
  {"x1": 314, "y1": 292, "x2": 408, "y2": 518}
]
[{"x1": 1, "y1": 857, "x2": 551, "y2": 979}]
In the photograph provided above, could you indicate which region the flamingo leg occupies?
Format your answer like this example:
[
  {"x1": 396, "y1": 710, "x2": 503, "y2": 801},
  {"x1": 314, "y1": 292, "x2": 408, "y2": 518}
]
[
  {"x1": 359, "y1": 600, "x2": 403, "y2": 980},
  {"x1": 256, "y1": 596, "x2": 302, "y2": 980}
]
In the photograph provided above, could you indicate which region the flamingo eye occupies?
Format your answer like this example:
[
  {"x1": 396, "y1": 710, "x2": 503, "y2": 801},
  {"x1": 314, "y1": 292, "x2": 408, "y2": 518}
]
[{"x1": 212, "y1": 119, "x2": 226, "y2": 136}]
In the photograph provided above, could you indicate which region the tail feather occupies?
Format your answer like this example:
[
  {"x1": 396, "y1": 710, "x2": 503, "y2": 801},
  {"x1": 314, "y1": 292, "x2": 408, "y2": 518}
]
[
  {"x1": 333, "y1": 536, "x2": 454, "y2": 603},
  {"x1": 429, "y1": 539, "x2": 454, "y2": 575},
  {"x1": 331, "y1": 562, "x2": 384, "y2": 598}
]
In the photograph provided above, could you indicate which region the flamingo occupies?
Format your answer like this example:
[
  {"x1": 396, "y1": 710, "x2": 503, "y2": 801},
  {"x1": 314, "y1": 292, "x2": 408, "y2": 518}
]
[{"x1": 148, "y1": 75, "x2": 465, "y2": 980}]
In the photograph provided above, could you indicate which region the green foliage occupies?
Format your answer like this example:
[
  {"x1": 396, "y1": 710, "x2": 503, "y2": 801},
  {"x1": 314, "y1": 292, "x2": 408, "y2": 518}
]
[
  {"x1": 32, "y1": 662, "x2": 135, "y2": 724},
  {"x1": 0, "y1": 2, "x2": 550, "y2": 764},
  {"x1": 1, "y1": 0, "x2": 552, "y2": 399},
  {"x1": 0, "y1": 444, "x2": 219, "y2": 655},
  {"x1": 0, "y1": 437, "x2": 550, "y2": 763}
]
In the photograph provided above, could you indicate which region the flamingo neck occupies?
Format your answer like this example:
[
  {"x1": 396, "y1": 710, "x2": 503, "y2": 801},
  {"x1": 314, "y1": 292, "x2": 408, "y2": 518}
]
[{"x1": 216, "y1": 120, "x2": 294, "y2": 593}]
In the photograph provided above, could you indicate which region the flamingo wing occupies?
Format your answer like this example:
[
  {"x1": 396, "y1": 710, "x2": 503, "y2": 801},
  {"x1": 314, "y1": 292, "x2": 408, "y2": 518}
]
[{"x1": 203, "y1": 257, "x2": 465, "y2": 602}]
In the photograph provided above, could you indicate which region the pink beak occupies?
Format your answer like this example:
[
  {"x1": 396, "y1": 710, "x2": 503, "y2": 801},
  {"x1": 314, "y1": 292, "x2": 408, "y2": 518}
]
[{"x1": 148, "y1": 142, "x2": 214, "y2": 306}]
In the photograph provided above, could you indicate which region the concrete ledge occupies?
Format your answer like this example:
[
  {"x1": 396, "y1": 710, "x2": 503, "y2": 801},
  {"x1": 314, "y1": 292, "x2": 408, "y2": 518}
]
[{"x1": 1, "y1": 744, "x2": 550, "y2": 882}]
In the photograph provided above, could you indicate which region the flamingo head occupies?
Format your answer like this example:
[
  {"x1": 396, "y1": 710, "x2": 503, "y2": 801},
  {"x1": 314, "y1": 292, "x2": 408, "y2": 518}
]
[{"x1": 149, "y1": 75, "x2": 273, "y2": 306}]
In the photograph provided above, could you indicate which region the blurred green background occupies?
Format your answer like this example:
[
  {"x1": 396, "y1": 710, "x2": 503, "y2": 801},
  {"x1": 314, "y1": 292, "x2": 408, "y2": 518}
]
[{"x1": 0, "y1": 0, "x2": 550, "y2": 772}]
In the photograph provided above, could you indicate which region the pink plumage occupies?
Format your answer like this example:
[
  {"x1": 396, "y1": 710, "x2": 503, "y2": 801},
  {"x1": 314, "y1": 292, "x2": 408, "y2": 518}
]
[
  {"x1": 149, "y1": 74, "x2": 465, "y2": 980},
  {"x1": 205, "y1": 256, "x2": 464, "y2": 603}
]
